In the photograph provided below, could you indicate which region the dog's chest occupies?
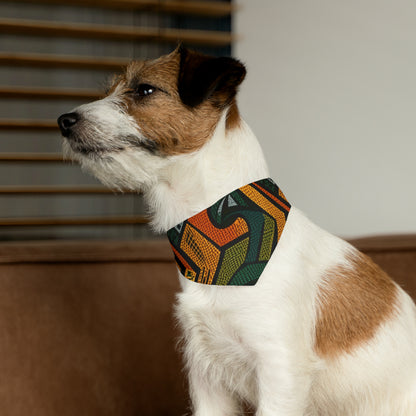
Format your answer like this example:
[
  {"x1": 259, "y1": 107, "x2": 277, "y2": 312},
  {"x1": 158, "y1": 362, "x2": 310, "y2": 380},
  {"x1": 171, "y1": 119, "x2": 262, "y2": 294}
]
[{"x1": 176, "y1": 289, "x2": 257, "y2": 396}]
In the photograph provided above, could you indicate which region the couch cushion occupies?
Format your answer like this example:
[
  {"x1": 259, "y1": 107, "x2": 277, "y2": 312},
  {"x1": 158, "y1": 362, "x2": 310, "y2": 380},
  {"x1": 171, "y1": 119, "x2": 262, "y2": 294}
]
[{"x1": 350, "y1": 234, "x2": 416, "y2": 299}]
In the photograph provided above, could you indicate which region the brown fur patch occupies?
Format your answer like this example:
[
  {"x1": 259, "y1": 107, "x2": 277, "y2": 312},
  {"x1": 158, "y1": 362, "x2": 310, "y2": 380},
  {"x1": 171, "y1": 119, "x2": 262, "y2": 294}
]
[
  {"x1": 315, "y1": 251, "x2": 398, "y2": 358},
  {"x1": 108, "y1": 49, "x2": 241, "y2": 156},
  {"x1": 107, "y1": 48, "x2": 244, "y2": 155}
]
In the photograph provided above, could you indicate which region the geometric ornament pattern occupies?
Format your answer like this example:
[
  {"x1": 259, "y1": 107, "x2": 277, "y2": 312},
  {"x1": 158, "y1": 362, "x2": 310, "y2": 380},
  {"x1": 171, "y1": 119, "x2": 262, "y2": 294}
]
[{"x1": 167, "y1": 178, "x2": 291, "y2": 286}]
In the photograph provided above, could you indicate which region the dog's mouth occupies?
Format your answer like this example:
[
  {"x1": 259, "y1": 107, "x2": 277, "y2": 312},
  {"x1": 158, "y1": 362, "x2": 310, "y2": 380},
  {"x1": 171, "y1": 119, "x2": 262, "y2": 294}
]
[
  {"x1": 63, "y1": 134, "x2": 158, "y2": 159},
  {"x1": 58, "y1": 117, "x2": 160, "y2": 160},
  {"x1": 58, "y1": 112, "x2": 127, "y2": 157},
  {"x1": 64, "y1": 135, "x2": 123, "y2": 157}
]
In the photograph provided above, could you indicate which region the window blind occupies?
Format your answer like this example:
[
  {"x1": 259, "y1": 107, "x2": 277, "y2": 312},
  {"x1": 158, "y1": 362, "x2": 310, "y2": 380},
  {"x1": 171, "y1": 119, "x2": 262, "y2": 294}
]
[{"x1": 0, "y1": 0, "x2": 233, "y2": 240}]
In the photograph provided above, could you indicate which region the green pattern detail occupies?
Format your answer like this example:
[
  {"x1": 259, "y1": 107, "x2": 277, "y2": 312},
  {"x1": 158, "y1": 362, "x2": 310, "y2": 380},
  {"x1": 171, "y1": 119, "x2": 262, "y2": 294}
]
[
  {"x1": 210, "y1": 198, "x2": 224, "y2": 223},
  {"x1": 240, "y1": 211, "x2": 264, "y2": 263},
  {"x1": 258, "y1": 178, "x2": 276, "y2": 194},
  {"x1": 229, "y1": 263, "x2": 267, "y2": 286},
  {"x1": 259, "y1": 214, "x2": 276, "y2": 261},
  {"x1": 216, "y1": 237, "x2": 249, "y2": 285},
  {"x1": 209, "y1": 191, "x2": 249, "y2": 224},
  {"x1": 230, "y1": 192, "x2": 247, "y2": 207}
]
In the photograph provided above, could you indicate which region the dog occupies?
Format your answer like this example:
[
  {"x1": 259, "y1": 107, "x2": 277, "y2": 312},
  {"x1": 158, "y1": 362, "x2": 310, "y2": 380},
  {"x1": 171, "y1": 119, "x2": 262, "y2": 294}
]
[{"x1": 58, "y1": 46, "x2": 416, "y2": 415}]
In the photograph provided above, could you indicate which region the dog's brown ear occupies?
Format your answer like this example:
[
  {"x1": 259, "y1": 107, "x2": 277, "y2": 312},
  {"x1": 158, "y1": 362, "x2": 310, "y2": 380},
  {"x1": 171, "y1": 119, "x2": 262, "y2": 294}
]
[{"x1": 177, "y1": 46, "x2": 246, "y2": 108}]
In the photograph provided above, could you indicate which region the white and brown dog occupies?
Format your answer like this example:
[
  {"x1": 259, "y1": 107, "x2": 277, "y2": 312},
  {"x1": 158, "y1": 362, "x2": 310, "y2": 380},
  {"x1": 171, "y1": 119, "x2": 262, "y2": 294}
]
[{"x1": 58, "y1": 47, "x2": 416, "y2": 415}]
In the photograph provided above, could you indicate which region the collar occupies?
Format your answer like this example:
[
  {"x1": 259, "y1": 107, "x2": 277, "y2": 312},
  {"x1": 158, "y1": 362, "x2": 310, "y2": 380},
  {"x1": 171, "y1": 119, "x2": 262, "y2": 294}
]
[{"x1": 167, "y1": 178, "x2": 291, "y2": 286}]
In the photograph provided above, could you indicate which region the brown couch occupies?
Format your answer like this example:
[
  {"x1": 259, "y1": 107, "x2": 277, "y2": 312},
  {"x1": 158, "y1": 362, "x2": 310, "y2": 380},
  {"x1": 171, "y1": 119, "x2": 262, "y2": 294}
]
[{"x1": 0, "y1": 235, "x2": 415, "y2": 416}]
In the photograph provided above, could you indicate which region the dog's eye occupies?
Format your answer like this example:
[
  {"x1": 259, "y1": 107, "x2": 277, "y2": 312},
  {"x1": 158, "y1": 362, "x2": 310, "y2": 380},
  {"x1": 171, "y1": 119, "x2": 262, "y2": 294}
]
[{"x1": 134, "y1": 84, "x2": 156, "y2": 97}]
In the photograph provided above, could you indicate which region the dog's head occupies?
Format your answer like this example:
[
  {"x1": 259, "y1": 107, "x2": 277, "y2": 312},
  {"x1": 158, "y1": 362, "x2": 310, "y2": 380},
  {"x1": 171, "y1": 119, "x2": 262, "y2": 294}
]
[{"x1": 58, "y1": 46, "x2": 246, "y2": 191}]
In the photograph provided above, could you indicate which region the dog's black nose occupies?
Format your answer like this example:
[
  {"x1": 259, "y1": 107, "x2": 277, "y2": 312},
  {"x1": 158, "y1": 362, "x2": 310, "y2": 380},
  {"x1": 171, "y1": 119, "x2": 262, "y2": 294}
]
[{"x1": 57, "y1": 112, "x2": 80, "y2": 137}]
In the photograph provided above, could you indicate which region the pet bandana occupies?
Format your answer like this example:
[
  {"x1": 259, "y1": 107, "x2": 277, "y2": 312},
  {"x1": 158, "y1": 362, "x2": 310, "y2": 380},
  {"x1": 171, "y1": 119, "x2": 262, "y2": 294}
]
[{"x1": 167, "y1": 178, "x2": 291, "y2": 286}]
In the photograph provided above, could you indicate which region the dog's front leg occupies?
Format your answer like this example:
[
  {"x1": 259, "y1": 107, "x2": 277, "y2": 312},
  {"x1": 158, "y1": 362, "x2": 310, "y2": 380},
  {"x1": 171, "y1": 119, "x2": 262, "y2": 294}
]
[
  {"x1": 188, "y1": 367, "x2": 241, "y2": 416},
  {"x1": 254, "y1": 348, "x2": 312, "y2": 416}
]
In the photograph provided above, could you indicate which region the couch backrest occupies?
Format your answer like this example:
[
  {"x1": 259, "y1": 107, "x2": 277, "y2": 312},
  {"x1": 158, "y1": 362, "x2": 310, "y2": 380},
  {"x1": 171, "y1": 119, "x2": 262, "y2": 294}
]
[{"x1": 0, "y1": 240, "x2": 186, "y2": 416}]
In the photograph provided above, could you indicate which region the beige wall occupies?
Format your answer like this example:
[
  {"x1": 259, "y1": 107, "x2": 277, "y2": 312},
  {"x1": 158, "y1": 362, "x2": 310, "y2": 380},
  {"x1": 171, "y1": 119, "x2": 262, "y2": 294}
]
[{"x1": 235, "y1": 0, "x2": 416, "y2": 237}]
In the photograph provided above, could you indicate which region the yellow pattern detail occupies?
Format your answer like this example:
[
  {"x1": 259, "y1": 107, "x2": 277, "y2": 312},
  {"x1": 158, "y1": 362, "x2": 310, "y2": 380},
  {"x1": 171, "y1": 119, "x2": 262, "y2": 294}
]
[
  {"x1": 259, "y1": 214, "x2": 275, "y2": 261},
  {"x1": 180, "y1": 223, "x2": 221, "y2": 284},
  {"x1": 216, "y1": 237, "x2": 249, "y2": 285}
]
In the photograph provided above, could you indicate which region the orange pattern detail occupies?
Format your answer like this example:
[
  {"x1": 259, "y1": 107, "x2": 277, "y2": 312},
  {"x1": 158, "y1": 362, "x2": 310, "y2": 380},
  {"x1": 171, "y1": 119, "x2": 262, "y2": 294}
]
[
  {"x1": 188, "y1": 211, "x2": 249, "y2": 247},
  {"x1": 171, "y1": 246, "x2": 194, "y2": 277}
]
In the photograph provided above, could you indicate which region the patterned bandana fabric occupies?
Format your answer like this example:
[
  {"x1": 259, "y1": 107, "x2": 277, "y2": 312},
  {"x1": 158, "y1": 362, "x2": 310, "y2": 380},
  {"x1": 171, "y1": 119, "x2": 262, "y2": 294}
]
[{"x1": 167, "y1": 178, "x2": 291, "y2": 286}]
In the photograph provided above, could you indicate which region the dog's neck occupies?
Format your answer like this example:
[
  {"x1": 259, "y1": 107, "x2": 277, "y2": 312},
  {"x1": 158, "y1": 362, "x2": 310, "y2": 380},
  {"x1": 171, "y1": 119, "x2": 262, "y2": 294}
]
[{"x1": 144, "y1": 111, "x2": 270, "y2": 233}]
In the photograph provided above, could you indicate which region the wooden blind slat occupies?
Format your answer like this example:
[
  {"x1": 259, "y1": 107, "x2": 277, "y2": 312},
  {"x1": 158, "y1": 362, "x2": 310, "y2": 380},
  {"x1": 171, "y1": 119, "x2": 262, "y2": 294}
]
[
  {"x1": 0, "y1": 186, "x2": 132, "y2": 195},
  {"x1": 7, "y1": 0, "x2": 234, "y2": 17},
  {"x1": 0, "y1": 86, "x2": 101, "y2": 101},
  {"x1": 0, "y1": 153, "x2": 64, "y2": 162},
  {"x1": 0, "y1": 52, "x2": 130, "y2": 70},
  {"x1": 151, "y1": 0, "x2": 234, "y2": 17},
  {"x1": 0, "y1": 215, "x2": 148, "y2": 226},
  {"x1": 0, "y1": 18, "x2": 234, "y2": 47},
  {"x1": 0, "y1": 120, "x2": 58, "y2": 130}
]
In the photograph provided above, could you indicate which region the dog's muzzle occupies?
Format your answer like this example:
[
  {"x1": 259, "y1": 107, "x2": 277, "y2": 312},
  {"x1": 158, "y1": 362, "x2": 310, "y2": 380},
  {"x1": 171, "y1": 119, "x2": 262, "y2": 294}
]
[{"x1": 57, "y1": 112, "x2": 80, "y2": 137}]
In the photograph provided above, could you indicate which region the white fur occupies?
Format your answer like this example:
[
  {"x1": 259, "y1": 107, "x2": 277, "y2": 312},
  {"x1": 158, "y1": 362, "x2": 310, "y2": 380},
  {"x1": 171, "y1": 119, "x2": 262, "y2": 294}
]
[{"x1": 63, "y1": 97, "x2": 416, "y2": 415}]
